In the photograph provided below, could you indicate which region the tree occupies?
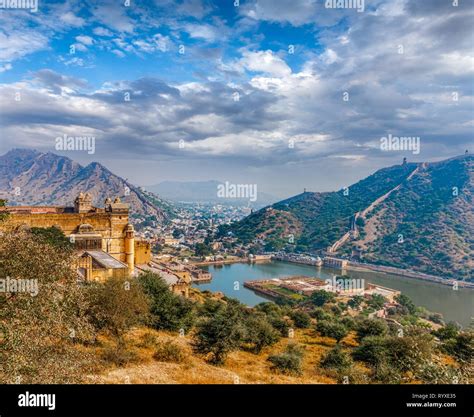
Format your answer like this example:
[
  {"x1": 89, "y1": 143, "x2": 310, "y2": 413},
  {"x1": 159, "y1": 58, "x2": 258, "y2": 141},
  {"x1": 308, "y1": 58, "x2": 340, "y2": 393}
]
[
  {"x1": 289, "y1": 310, "x2": 311, "y2": 329},
  {"x1": 138, "y1": 272, "x2": 195, "y2": 332},
  {"x1": 353, "y1": 336, "x2": 388, "y2": 366},
  {"x1": 348, "y1": 295, "x2": 364, "y2": 309},
  {"x1": 310, "y1": 290, "x2": 336, "y2": 307},
  {"x1": 30, "y1": 226, "x2": 73, "y2": 250},
  {"x1": 194, "y1": 243, "x2": 212, "y2": 257},
  {"x1": 0, "y1": 229, "x2": 96, "y2": 383},
  {"x1": 432, "y1": 322, "x2": 460, "y2": 341},
  {"x1": 366, "y1": 293, "x2": 386, "y2": 310},
  {"x1": 268, "y1": 343, "x2": 305, "y2": 375},
  {"x1": 86, "y1": 276, "x2": 149, "y2": 343},
  {"x1": 316, "y1": 320, "x2": 348, "y2": 343},
  {"x1": 193, "y1": 303, "x2": 246, "y2": 365},
  {"x1": 395, "y1": 294, "x2": 417, "y2": 315},
  {"x1": 356, "y1": 318, "x2": 388, "y2": 341},
  {"x1": 320, "y1": 345, "x2": 352, "y2": 371},
  {"x1": 244, "y1": 314, "x2": 280, "y2": 353}
]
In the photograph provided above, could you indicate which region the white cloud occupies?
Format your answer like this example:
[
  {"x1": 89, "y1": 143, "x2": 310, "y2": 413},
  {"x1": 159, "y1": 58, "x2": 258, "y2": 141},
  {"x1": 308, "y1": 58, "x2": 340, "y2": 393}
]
[
  {"x1": 240, "y1": 50, "x2": 292, "y2": 77},
  {"x1": 93, "y1": 27, "x2": 114, "y2": 37},
  {"x1": 59, "y1": 12, "x2": 85, "y2": 27},
  {"x1": 183, "y1": 23, "x2": 218, "y2": 42},
  {"x1": 75, "y1": 35, "x2": 94, "y2": 46}
]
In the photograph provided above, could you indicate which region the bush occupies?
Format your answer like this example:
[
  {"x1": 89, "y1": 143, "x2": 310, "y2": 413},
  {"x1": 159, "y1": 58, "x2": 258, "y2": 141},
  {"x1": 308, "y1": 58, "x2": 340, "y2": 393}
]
[
  {"x1": 320, "y1": 345, "x2": 352, "y2": 371},
  {"x1": 310, "y1": 290, "x2": 336, "y2": 307},
  {"x1": 355, "y1": 318, "x2": 388, "y2": 341},
  {"x1": 153, "y1": 341, "x2": 186, "y2": 363},
  {"x1": 432, "y1": 322, "x2": 460, "y2": 341},
  {"x1": 316, "y1": 320, "x2": 348, "y2": 343},
  {"x1": 244, "y1": 314, "x2": 281, "y2": 353},
  {"x1": 138, "y1": 272, "x2": 195, "y2": 333},
  {"x1": 193, "y1": 303, "x2": 246, "y2": 365},
  {"x1": 289, "y1": 310, "x2": 311, "y2": 329},
  {"x1": 353, "y1": 336, "x2": 388, "y2": 366},
  {"x1": 268, "y1": 343, "x2": 305, "y2": 376},
  {"x1": 86, "y1": 277, "x2": 149, "y2": 341},
  {"x1": 395, "y1": 294, "x2": 417, "y2": 315},
  {"x1": 101, "y1": 344, "x2": 140, "y2": 366},
  {"x1": 0, "y1": 229, "x2": 96, "y2": 383}
]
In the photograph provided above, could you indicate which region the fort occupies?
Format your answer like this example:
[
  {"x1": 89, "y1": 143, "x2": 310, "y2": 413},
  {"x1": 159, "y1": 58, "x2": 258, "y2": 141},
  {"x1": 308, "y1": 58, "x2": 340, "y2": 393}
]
[{"x1": 0, "y1": 192, "x2": 190, "y2": 295}]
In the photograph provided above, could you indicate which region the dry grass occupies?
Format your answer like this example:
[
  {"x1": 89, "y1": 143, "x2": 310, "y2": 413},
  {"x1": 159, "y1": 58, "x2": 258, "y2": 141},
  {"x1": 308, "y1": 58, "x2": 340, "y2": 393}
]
[{"x1": 87, "y1": 327, "x2": 341, "y2": 384}]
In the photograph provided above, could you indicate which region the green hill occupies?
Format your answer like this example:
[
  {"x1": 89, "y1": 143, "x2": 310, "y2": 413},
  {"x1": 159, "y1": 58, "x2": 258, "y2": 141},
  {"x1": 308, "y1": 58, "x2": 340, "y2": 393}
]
[{"x1": 219, "y1": 155, "x2": 473, "y2": 281}]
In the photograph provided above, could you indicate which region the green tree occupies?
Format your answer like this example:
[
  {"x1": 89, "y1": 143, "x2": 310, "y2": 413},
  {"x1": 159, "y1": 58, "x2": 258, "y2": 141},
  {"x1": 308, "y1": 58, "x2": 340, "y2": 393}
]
[
  {"x1": 289, "y1": 310, "x2": 311, "y2": 328},
  {"x1": 395, "y1": 294, "x2": 417, "y2": 315},
  {"x1": 193, "y1": 303, "x2": 246, "y2": 365},
  {"x1": 0, "y1": 229, "x2": 96, "y2": 383},
  {"x1": 353, "y1": 336, "x2": 388, "y2": 366},
  {"x1": 138, "y1": 272, "x2": 195, "y2": 332},
  {"x1": 320, "y1": 345, "x2": 353, "y2": 371},
  {"x1": 244, "y1": 313, "x2": 281, "y2": 353},
  {"x1": 30, "y1": 226, "x2": 73, "y2": 250},
  {"x1": 86, "y1": 276, "x2": 149, "y2": 343},
  {"x1": 316, "y1": 320, "x2": 348, "y2": 343},
  {"x1": 194, "y1": 243, "x2": 212, "y2": 257},
  {"x1": 267, "y1": 343, "x2": 305, "y2": 376},
  {"x1": 356, "y1": 318, "x2": 388, "y2": 341},
  {"x1": 310, "y1": 290, "x2": 336, "y2": 307}
]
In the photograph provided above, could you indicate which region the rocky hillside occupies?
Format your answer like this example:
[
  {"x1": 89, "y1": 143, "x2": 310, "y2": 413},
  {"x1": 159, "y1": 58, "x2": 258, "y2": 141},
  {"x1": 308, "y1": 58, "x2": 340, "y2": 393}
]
[
  {"x1": 220, "y1": 155, "x2": 473, "y2": 281},
  {"x1": 0, "y1": 148, "x2": 174, "y2": 221}
]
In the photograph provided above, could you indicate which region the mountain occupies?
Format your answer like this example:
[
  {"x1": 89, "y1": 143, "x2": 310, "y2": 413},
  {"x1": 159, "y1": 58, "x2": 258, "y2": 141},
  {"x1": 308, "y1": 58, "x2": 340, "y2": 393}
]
[
  {"x1": 147, "y1": 180, "x2": 278, "y2": 207},
  {"x1": 219, "y1": 155, "x2": 474, "y2": 281},
  {"x1": 0, "y1": 149, "x2": 175, "y2": 221}
]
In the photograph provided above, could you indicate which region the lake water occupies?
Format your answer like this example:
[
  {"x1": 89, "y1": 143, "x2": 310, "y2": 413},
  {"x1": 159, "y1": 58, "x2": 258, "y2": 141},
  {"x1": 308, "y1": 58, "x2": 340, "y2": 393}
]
[{"x1": 193, "y1": 261, "x2": 473, "y2": 327}]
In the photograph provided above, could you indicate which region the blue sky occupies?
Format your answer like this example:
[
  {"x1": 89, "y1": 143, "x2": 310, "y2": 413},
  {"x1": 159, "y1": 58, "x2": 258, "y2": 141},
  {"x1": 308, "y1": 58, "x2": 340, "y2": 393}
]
[{"x1": 0, "y1": 0, "x2": 473, "y2": 198}]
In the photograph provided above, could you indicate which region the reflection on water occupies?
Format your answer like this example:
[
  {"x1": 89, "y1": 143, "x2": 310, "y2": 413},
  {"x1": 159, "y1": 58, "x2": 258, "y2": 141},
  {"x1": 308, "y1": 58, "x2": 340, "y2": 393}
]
[{"x1": 193, "y1": 261, "x2": 473, "y2": 327}]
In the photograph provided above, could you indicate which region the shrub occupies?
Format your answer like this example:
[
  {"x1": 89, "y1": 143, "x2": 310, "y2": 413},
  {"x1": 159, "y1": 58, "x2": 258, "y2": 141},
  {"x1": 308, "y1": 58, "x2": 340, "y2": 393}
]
[
  {"x1": 289, "y1": 310, "x2": 311, "y2": 329},
  {"x1": 193, "y1": 303, "x2": 246, "y2": 365},
  {"x1": 86, "y1": 277, "x2": 149, "y2": 341},
  {"x1": 355, "y1": 318, "x2": 388, "y2": 341},
  {"x1": 268, "y1": 343, "x2": 305, "y2": 376},
  {"x1": 395, "y1": 294, "x2": 417, "y2": 315},
  {"x1": 366, "y1": 294, "x2": 386, "y2": 310},
  {"x1": 138, "y1": 272, "x2": 195, "y2": 333},
  {"x1": 101, "y1": 344, "x2": 140, "y2": 366},
  {"x1": 153, "y1": 341, "x2": 186, "y2": 363},
  {"x1": 244, "y1": 314, "x2": 281, "y2": 353},
  {"x1": 0, "y1": 229, "x2": 96, "y2": 383},
  {"x1": 310, "y1": 290, "x2": 336, "y2": 307},
  {"x1": 432, "y1": 322, "x2": 460, "y2": 341},
  {"x1": 320, "y1": 345, "x2": 352, "y2": 371},
  {"x1": 316, "y1": 320, "x2": 348, "y2": 343},
  {"x1": 353, "y1": 336, "x2": 388, "y2": 366}
]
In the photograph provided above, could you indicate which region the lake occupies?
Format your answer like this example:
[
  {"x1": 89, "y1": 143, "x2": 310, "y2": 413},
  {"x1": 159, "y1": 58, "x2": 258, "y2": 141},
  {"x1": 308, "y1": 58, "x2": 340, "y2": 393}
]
[{"x1": 193, "y1": 261, "x2": 473, "y2": 327}]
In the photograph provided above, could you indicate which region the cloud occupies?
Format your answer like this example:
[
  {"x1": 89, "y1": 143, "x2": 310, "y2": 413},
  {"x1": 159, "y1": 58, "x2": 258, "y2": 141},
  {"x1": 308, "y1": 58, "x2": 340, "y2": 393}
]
[
  {"x1": 240, "y1": 50, "x2": 292, "y2": 77},
  {"x1": 59, "y1": 11, "x2": 85, "y2": 27},
  {"x1": 75, "y1": 35, "x2": 94, "y2": 46},
  {"x1": 183, "y1": 23, "x2": 219, "y2": 42}
]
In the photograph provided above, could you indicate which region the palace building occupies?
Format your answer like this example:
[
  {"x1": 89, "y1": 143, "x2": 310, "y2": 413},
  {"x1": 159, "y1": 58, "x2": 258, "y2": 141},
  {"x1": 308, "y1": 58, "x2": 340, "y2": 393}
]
[{"x1": 0, "y1": 192, "x2": 190, "y2": 295}]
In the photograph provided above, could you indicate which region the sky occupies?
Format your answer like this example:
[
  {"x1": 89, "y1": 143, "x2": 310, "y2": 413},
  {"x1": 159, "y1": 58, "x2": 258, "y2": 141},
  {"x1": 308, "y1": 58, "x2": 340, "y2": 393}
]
[{"x1": 0, "y1": 0, "x2": 473, "y2": 199}]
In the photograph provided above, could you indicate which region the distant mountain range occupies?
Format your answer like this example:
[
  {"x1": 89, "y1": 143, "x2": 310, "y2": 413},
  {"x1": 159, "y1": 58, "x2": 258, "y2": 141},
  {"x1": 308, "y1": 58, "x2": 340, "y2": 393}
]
[
  {"x1": 0, "y1": 149, "x2": 174, "y2": 221},
  {"x1": 219, "y1": 155, "x2": 473, "y2": 281},
  {"x1": 147, "y1": 180, "x2": 278, "y2": 207}
]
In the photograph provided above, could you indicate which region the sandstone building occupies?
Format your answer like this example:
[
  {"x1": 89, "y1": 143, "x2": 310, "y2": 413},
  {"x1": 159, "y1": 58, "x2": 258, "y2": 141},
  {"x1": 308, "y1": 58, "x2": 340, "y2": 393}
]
[{"x1": 0, "y1": 192, "x2": 189, "y2": 295}]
